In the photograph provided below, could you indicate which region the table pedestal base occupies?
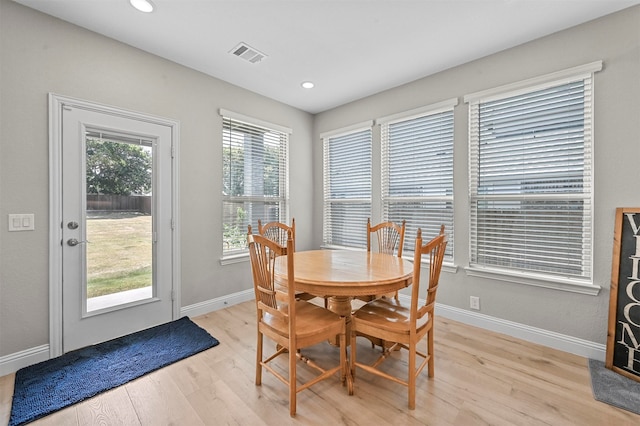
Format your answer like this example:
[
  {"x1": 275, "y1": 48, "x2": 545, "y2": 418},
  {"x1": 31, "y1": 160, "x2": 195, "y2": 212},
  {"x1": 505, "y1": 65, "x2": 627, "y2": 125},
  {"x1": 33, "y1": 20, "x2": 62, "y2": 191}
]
[{"x1": 325, "y1": 295, "x2": 354, "y2": 346}]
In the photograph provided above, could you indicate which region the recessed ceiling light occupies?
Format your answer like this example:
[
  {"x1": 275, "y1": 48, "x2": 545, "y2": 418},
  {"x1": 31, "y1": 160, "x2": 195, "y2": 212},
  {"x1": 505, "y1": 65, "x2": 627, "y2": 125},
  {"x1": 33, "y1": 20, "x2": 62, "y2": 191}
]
[
  {"x1": 301, "y1": 81, "x2": 315, "y2": 89},
  {"x1": 130, "y1": 0, "x2": 154, "y2": 13}
]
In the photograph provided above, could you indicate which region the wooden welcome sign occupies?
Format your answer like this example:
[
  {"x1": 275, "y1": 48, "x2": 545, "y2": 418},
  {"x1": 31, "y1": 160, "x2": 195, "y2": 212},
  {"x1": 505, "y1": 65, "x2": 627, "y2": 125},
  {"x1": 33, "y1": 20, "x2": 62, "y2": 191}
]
[{"x1": 606, "y1": 207, "x2": 640, "y2": 382}]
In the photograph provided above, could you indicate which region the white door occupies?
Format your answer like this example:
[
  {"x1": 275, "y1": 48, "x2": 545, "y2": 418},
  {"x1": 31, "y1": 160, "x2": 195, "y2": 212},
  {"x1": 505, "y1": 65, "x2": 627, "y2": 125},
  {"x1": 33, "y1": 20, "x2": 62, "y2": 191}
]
[{"x1": 60, "y1": 104, "x2": 175, "y2": 353}]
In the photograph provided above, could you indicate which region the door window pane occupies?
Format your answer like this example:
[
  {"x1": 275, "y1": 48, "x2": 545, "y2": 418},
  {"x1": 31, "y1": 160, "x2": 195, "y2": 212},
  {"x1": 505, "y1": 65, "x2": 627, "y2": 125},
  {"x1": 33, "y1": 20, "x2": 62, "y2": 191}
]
[{"x1": 85, "y1": 133, "x2": 154, "y2": 311}]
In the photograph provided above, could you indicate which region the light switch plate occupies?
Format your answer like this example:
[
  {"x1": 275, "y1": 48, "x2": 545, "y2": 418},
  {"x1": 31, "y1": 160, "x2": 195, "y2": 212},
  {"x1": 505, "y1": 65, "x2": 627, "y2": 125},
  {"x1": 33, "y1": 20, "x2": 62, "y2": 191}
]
[{"x1": 8, "y1": 214, "x2": 35, "y2": 231}]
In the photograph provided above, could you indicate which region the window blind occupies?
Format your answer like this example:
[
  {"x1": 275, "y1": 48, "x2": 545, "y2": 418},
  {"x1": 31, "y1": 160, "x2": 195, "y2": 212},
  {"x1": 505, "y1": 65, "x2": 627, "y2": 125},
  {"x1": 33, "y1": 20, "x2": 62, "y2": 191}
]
[
  {"x1": 381, "y1": 108, "x2": 454, "y2": 258},
  {"x1": 323, "y1": 128, "x2": 372, "y2": 248},
  {"x1": 468, "y1": 76, "x2": 593, "y2": 280},
  {"x1": 222, "y1": 114, "x2": 288, "y2": 254}
]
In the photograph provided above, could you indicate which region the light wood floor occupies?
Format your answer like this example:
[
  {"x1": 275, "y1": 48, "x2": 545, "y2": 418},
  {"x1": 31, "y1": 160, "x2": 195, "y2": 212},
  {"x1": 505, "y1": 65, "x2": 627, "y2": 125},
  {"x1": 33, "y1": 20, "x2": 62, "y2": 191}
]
[{"x1": 1, "y1": 300, "x2": 639, "y2": 425}]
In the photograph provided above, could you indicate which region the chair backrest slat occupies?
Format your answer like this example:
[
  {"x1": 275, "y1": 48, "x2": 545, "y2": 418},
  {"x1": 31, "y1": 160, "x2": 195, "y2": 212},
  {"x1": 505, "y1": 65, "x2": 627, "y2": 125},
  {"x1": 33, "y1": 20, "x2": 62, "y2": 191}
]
[
  {"x1": 410, "y1": 226, "x2": 447, "y2": 328},
  {"x1": 367, "y1": 218, "x2": 406, "y2": 257},
  {"x1": 258, "y1": 218, "x2": 296, "y2": 252}
]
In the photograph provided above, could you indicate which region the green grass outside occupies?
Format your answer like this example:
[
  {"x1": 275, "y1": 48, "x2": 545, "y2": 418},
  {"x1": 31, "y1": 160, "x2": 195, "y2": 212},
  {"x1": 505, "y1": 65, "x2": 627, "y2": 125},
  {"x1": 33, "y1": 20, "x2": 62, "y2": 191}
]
[{"x1": 86, "y1": 212, "x2": 152, "y2": 298}]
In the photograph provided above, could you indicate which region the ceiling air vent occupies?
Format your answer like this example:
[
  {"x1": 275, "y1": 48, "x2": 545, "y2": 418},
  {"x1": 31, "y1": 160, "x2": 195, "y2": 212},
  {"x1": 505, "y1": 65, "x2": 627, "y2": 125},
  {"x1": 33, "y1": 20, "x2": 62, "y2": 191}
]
[{"x1": 229, "y1": 42, "x2": 267, "y2": 64}]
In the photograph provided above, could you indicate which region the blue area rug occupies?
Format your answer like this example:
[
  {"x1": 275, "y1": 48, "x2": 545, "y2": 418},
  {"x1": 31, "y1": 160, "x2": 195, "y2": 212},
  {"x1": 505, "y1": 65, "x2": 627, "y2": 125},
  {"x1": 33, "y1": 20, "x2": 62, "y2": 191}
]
[{"x1": 9, "y1": 316, "x2": 219, "y2": 426}]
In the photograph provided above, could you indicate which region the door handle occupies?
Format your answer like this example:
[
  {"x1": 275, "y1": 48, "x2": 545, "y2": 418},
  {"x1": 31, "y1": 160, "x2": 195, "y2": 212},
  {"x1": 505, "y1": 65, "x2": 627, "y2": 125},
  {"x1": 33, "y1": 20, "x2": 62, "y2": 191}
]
[{"x1": 67, "y1": 238, "x2": 88, "y2": 247}]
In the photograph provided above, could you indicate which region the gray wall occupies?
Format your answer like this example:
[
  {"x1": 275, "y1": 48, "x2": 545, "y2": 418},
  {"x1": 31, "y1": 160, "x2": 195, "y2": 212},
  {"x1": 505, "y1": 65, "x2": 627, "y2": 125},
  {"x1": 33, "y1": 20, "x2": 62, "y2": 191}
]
[
  {"x1": 0, "y1": 0, "x2": 314, "y2": 357},
  {"x1": 314, "y1": 6, "x2": 640, "y2": 343}
]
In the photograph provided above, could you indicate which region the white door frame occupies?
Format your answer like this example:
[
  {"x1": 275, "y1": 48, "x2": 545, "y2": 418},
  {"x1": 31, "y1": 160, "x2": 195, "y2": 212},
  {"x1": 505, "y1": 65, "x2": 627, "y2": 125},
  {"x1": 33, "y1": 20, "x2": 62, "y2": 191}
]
[{"x1": 48, "y1": 93, "x2": 181, "y2": 358}]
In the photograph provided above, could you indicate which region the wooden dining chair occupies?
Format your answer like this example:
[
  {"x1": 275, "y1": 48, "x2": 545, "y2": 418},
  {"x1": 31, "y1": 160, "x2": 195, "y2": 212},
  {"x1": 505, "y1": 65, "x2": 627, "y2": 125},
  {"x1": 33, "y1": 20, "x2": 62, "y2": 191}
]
[
  {"x1": 349, "y1": 226, "x2": 447, "y2": 409},
  {"x1": 356, "y1": 218, "x2": 407, "y2": 303},
  {"x1": 247, "y1": 230, "x2": 347, "y2": 417},
  {"x1": 256, "y1": 218, "x2": 315, "y2": 302},
  {"x1": 367, "y1": 218, "x2": 406, "y2": 257}
]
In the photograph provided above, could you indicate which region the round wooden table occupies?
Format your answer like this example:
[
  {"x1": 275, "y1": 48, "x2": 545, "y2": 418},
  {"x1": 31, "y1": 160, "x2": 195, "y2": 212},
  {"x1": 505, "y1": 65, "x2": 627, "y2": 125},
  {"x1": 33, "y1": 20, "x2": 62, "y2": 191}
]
[{"x1": 274, "y1": 249, "x2": 413, "y2": 320}]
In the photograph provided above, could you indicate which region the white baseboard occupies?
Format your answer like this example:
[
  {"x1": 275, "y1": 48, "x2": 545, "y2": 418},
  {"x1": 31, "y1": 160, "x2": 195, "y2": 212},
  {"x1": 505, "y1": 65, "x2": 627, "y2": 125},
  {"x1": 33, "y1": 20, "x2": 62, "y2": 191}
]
[
  {"x1": 0, "y1": 291, "x2": 605, "y2": 376},
  {"x1": 433, "y1": 301, "x2": 606, "y2": 361},
  {"x1": 0, "y1": 344, "x2": 50, "y2": 377},
  {"x1": 180, "y1": 289, "x2": 254, "y2": 318}
]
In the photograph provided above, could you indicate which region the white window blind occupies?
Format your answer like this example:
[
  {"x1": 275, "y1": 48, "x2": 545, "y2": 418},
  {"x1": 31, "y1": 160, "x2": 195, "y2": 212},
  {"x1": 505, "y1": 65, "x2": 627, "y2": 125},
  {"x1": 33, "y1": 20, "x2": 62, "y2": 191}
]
[
  {"x1": 467, "y1": 71, "x2": 595, "y2": 282},
  {"x1": 322, "y1": 126, "x2": 372, "y2": 248},
  {"x1": 221, "y1": 112, "x2": 289, "y2": 255},
  {"x1": 380, "y1": 105, "x2": 455, "y2": 259}
]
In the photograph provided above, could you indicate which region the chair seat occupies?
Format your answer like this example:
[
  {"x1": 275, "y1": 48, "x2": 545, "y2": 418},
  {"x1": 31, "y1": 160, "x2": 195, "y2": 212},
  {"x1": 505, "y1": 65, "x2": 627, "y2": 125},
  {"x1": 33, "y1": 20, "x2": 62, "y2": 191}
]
[
  {"x1": 262, "y1": 300, "x2": 345, "y2": 343},
  {"x1": 353, "y1": 297, "x2": 430, "y2": 336},
  {"x1": 354, "y1": 292, "x2": 395, "y2": 304}
]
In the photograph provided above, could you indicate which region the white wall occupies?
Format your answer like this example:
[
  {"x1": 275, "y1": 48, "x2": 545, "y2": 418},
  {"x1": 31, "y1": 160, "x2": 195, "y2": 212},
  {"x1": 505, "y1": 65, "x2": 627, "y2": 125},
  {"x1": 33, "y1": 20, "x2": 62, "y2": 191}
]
[
  {"x1": 313, "y1": 6, "x2": 640, "y2": 344},
  {"x1": 0, "y1": 0, "x2": 314, "y2": 358}
]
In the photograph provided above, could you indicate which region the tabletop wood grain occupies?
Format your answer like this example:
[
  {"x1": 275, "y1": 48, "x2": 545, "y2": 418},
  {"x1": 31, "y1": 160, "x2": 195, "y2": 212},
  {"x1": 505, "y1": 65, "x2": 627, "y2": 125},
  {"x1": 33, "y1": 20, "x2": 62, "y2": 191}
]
[{"x1": 274, "y1": 250, "x2": 413, "y2": 298}]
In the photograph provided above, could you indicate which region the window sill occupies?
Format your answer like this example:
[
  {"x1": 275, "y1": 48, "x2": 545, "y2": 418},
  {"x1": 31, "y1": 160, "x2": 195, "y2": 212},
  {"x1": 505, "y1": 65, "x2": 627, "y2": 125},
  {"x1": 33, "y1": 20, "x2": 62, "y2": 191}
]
[
  {"x1": 440, "y1": 263, "x2": 458, "y2": 274},
  {"x1": 220, "y1": 252, "x2": 249, "y2": 266},
  {"x1": 464, "y1": 266, "x2": 601, "y2": 296}
]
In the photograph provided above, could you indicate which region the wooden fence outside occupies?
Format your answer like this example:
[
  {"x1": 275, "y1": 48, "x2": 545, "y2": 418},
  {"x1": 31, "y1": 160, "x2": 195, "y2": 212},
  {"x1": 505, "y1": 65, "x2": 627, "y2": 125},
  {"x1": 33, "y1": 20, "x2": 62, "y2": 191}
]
[{"x1": 86, "y1": 195, "x2": 151, "y2": 214}]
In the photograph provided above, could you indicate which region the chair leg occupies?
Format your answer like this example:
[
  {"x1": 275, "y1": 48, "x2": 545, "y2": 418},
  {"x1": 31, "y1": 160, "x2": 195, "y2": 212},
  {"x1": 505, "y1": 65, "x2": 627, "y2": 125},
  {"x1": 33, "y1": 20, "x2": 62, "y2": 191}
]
[
  {"x1": 350, "y1": 329, "x2": 357, "y2": 381},
  {"x1": 339, "y1": 331, "x2": 347, "y2": 384},
  {"x1": 428, "y1": 328, "x2": 434, "y2": 378},
  {"x1": 408, "y1": 340, "x2": 416, "y2": 410},
  {"x1": 344, "y1": 329, "x2": 354, "y2": 395},
  {"x1": 256, "y1": 331, "x2": 263, "y2": 386},
  {"x1": 289, "y1": 345, "x2": 297, "y2": 417}
]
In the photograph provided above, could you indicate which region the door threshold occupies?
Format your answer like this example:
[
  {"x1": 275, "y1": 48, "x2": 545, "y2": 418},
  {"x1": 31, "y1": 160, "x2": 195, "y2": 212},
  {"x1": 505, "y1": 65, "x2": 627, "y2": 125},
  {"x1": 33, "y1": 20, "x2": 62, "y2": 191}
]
[{"x1": 87, "y1": 287, "x2": 152, "y2": 312}]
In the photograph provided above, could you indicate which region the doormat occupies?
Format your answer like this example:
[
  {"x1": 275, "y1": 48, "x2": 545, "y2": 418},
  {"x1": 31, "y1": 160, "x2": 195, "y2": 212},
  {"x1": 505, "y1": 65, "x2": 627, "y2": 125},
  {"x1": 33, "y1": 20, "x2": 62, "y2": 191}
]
[
  {"x1": 588, "y1": 358, "x2": 640, "y2": 416},
  {"x1": 8, "y1": 316, "x2": 219, "y2": 426}
]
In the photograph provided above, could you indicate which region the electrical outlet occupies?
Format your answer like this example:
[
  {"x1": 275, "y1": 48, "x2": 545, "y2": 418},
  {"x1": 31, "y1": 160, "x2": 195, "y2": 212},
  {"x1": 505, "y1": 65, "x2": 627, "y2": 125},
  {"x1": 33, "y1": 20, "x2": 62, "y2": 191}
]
[{"x1": 470, "y1": 296, "x2": 480, "y2": 310}]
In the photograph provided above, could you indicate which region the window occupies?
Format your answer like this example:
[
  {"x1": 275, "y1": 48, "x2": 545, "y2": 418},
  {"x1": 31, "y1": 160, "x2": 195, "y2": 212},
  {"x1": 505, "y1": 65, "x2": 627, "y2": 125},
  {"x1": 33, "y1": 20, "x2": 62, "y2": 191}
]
[
  {"x1": 322, "y1": 123, "x2": 372, "y2": 248},
  {"x1": 221, "y1": 109, "x2": 290, "y2": 256},
  {"x1": 465, "y1": 62, "x2": 601, "y2": 287},
  {"x1": 379, "y1": 100, "x2": 456, "y2": 259}
]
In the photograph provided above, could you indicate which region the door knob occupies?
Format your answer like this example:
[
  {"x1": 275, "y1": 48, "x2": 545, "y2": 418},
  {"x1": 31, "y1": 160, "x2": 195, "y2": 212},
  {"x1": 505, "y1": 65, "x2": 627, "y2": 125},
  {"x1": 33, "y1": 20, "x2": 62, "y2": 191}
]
[{"x1": 67, "y1": 238, "x2": 87, "y2": 246}]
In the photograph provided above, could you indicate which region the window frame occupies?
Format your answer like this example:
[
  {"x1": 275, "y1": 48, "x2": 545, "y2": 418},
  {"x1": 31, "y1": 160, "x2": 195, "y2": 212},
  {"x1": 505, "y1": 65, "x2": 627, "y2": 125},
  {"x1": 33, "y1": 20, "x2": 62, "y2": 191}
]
[
  {"x1": 321, "y1": 121, "x2": 373, "y2": 250},
  {"x1": 464, "y1": 62, "x2": 602, "y2": 295},
  {"x1": 219, "y1": 109, "x2": 291, "y2": 263},
  {"x1": 377, "y1": 98, "x2": 457, "y2": 262}
]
